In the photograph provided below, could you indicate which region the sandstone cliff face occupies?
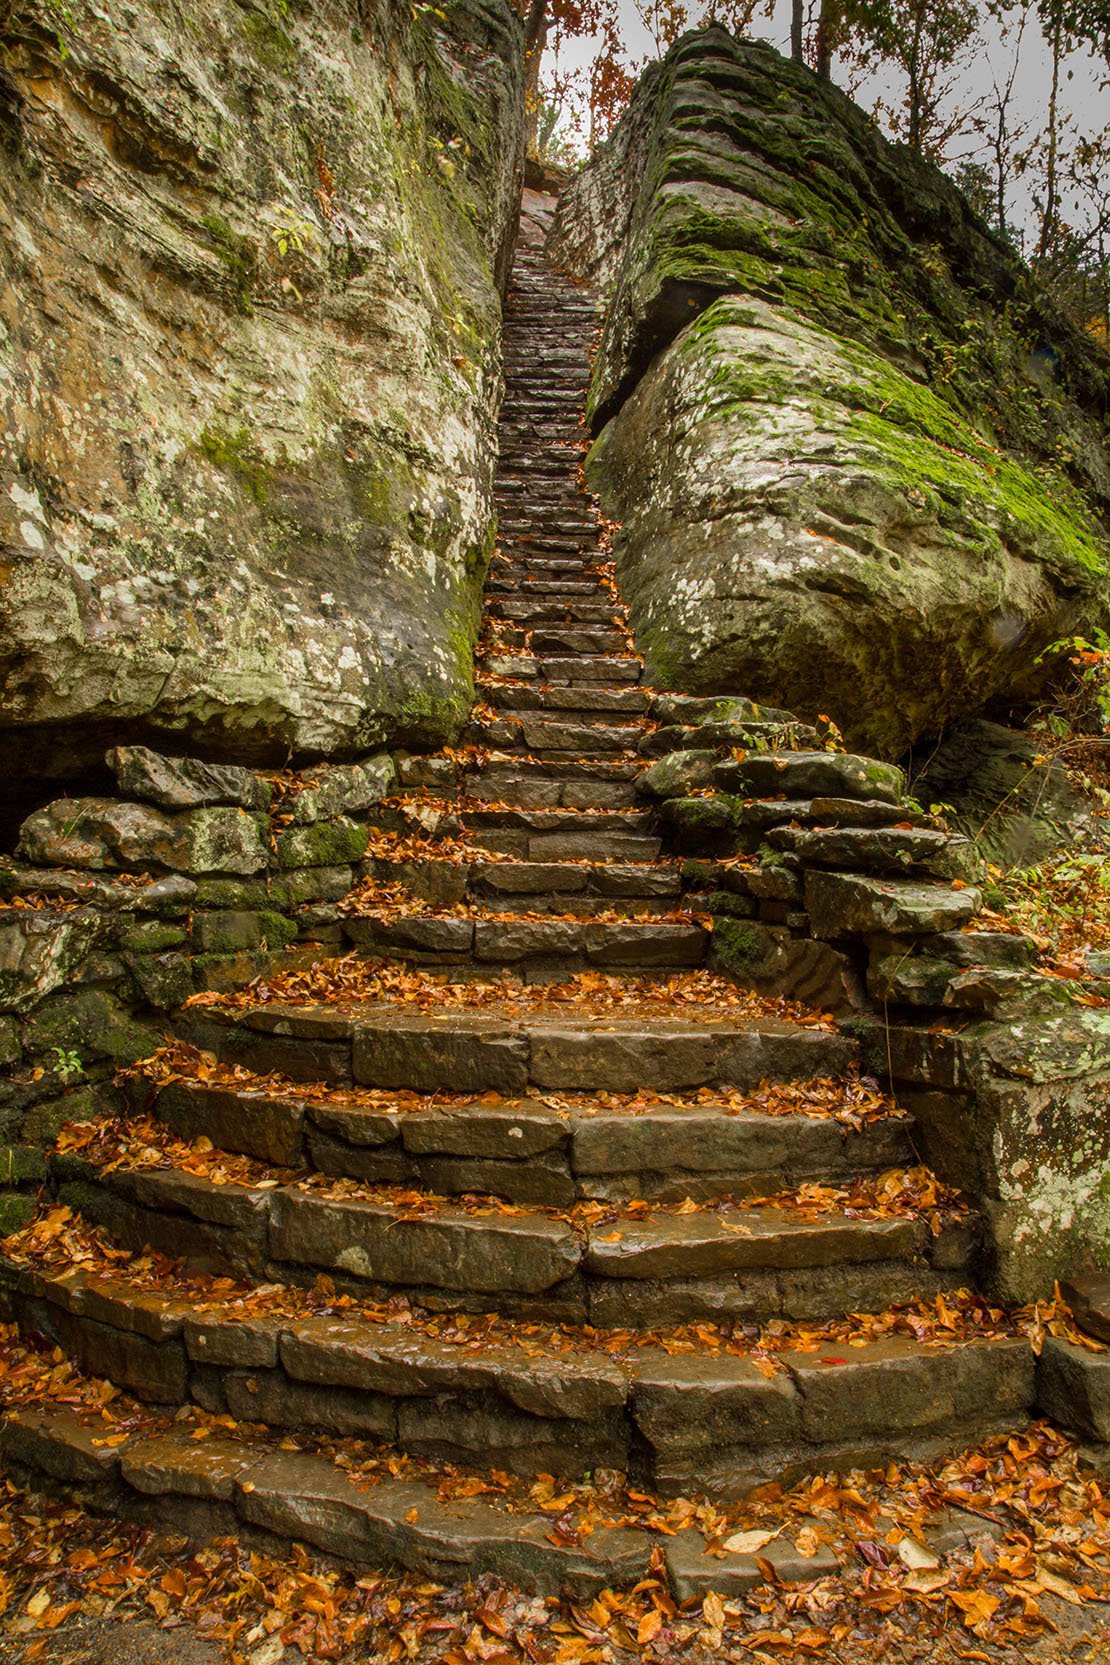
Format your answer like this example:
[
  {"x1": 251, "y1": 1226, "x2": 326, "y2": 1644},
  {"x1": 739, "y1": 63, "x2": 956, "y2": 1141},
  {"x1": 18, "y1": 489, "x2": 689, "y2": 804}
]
[
  {"x1": 551, "y1": 27, "x2": 1110, "y2": 755},
  {"x1": 0, "y1": 0, "x2": 523, "y2": 786}
]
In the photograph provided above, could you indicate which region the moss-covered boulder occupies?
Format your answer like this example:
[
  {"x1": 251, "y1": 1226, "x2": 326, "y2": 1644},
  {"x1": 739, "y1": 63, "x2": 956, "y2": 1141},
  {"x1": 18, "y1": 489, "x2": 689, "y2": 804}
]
[
  {"x1": 552, "y1": 26, "x2": 1110, "y2": 754},
  {"x1": 0, "y1": 0, "x2": 524, "y2": 789}
]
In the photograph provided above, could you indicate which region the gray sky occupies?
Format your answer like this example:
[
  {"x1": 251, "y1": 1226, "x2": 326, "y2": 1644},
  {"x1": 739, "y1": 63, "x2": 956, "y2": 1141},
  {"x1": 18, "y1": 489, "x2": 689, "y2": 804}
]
[{"x1": 543, "y1": 3, "x2": 1108, "y2": 242}]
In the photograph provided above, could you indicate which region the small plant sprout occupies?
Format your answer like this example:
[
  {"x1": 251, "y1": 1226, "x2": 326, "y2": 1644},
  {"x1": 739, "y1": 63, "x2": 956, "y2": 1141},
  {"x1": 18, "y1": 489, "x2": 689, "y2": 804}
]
[{"x1": 49, "y1": 1048, "x2": 84, "y2": 1084}]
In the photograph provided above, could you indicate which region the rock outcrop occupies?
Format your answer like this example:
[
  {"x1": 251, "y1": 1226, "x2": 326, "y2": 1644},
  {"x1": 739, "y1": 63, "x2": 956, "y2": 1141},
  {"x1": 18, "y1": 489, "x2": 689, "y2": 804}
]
[
  {"x1": 0, "y1": 0, "x2": 523, "y2": 786},
  {"x1": 551, "y1": 27, "x2": 1110, "y2": 756}
]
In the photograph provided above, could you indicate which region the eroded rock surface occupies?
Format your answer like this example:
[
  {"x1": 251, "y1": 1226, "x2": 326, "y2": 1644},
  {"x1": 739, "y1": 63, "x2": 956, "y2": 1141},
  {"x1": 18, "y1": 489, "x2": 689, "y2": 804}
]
[
  {"x1": 551, "y1": 26, "x2": 1110, "y2": 754},
  {"x1": 0, "y1": 0, "x2": 523, "y2": 782}
]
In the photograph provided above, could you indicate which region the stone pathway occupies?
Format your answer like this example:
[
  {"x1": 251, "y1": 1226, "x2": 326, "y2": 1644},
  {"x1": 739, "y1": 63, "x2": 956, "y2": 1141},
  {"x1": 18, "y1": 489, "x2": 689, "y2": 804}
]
[{"x1": 0, "y1": 194, "x2": 1059, "y2": 1608}]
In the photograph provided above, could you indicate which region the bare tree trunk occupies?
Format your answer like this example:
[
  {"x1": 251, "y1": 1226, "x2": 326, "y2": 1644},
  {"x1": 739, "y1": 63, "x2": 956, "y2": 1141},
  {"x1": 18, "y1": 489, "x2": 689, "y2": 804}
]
[
  {"x1": 523, "y1": 0, "x2": 548, "y2": 158},
  {"x1": 814, "y1": 0, "x2": 836, "y2": 78},
  {"x1": 1039, "y1": 0, "x2": 1063, "y2": 260},
  {"x1": 790, "y1": 0, "x2": 804, "y2": 62}
]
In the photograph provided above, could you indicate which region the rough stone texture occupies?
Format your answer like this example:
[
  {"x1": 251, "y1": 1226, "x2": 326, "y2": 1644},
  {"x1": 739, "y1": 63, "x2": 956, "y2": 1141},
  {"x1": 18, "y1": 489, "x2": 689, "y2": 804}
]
[
  {"x1": 108, "y1": 747, "x2": 269, "y2": 812},
  {"x1": 18, "y1": 798, "x2": 268, "y2": 875},
  {"x1": 965, "y1": 1011, "x2": 1110, "y2": 1300},
  {"x1": 0, "y1": 0, "x2": 524, "y2": 785},
  {"x1": 912, "y1": 720, "x2": 1104, "y2": 868},
  {"x1": 552, "y1": 26, "x2": 1110, "y2": 753},
  {"x1": 805, "y1": 870, "x2": 982, "y2": 939},
  {"x1": 0, "y1": 908, "x2": 102, "y2": 1015}
]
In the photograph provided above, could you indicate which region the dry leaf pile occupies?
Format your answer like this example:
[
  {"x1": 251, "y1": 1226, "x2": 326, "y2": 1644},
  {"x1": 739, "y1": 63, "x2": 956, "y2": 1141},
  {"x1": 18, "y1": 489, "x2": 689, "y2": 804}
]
[
  {"x1": 184, "y1": 960, "x2": 836, "y2": 1029},
  {"x1": 118, "y1": 1042, "x2": 898, "y2": 1129},
  {"x1": 3, "y1": 1318, "x2": 1110, "y2": 1661}
]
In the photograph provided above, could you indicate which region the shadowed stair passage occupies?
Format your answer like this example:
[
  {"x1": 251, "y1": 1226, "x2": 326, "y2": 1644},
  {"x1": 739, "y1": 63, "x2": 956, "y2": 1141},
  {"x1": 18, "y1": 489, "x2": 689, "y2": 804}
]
[{"x1": 0, "y1": 195, "x2": 1054, "y2": 1600}]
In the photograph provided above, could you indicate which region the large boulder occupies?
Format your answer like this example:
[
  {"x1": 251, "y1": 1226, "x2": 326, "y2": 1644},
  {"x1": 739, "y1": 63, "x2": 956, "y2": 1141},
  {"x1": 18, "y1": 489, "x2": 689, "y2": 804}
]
[
  {"x1": 0, "y1": 0, "x2": 524, "y2": 785},
  {"x1": 552, "y1": 26, "x2": 1110, "y2": 755}
]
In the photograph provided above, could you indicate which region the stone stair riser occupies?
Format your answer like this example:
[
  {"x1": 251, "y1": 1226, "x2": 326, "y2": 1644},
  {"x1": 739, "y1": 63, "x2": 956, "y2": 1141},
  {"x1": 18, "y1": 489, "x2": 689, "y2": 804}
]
[{"x1": 2, "y1": 1265, "x2": 1025, "y2": 1503}]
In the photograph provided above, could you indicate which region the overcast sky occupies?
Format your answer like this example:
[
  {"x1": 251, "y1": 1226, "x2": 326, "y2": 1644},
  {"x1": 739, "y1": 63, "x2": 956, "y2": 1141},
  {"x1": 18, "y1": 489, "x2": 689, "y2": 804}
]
[{"x1": 543, "y1": 3, "x2": 1108, "y2": 240}]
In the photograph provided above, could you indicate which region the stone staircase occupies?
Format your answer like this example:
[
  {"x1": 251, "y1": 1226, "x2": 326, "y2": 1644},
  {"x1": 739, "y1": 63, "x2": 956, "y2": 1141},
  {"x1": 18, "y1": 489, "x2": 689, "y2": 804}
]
[{"x1": 0, "y1": 197, "x2": 1051, "y2": 1600}]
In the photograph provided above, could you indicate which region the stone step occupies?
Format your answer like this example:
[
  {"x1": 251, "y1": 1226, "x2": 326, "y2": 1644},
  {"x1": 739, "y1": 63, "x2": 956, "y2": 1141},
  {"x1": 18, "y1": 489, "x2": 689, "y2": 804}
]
[
  {"x1": 457, "y1": 804, "x2": 661, "y2": 859},
  {"x1": 367, "y1": 852, "x2": 681, "y2": 905},
  {"x1": 339, "y1": 914, "x2": 710, "y2": 973},
  {"x1": 465, "y1": 715, "x2": 647, "y2": 755},
  {"x1": 470, "y1": 829, "x2": 663, "y2": 860},
  {"x1": 0, "y1": 1404, "x2": 650, "y2": 1598},
  {"x1": 480, "y1": 682, "x2": 649, "y2": 715},
  {"x1": 140, "y1": 1073, "x2": 915, "y2": 1204},
  {"x1": 177, "y1": 1000, "x2": 858, "y2": 1098},
  {"x1": 458, "y1": 804, "x2": 658, "y2": 834},
  {"x1": 527, "y1": 627, "x2": 631, "y2": 655},
  {"x1": 493, "y1": 520, "x2": 597, "y2": 537},
  {"x1": 47, "y1": 1162, "x2": 973, "y2": 1327},
  {"x1": 522, "y1": 655, "x2": 644, "y2": 685},
  {"x1": 463, "y1": 772, "x2": 639, "y2": 809},
  {"x1": 486, "y1": 576, "x2": 606, "y2": 597},
  {"x1": 487, "y1": 598, "x2": 621, "y2": 624},
  {"x1": 1, "y1": 1264, "x2": 1031, "y2": 1506},
  {"x1": 460, "y1": 759, "x2": 645, "y2": 809}
]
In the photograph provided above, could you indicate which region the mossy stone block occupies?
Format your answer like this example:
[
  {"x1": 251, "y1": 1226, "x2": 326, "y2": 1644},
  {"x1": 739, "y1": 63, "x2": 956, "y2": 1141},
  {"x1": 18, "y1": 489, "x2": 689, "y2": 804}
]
[
  {"x1": 119, "y1": 922, "x2": 188, "y2": 954},
  {"x1": 26, "y1": 990, "x2": 162, "y2": 1068},
  {"x1": 275, "y1": 819, "x2": 370, "y2": 871},
  {"x1": 0, "y1": 1192, "x2": 35, "y2": 1236},
  {"x1": 0, "y1": 1017, "x2": 20, "y2": 1069},
  {"x1": 127, "y1": 951, "x2": 196, "y2": 1012},
  {"x1": 0, "y1": 1145, "x2": 46, "y2": 1184}
]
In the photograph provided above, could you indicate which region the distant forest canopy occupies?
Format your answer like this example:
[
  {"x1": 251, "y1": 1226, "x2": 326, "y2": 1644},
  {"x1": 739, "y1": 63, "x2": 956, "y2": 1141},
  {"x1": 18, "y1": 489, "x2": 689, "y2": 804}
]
[{"x1": 518, "y1": 0, "x2": 1110, "y2": 347}]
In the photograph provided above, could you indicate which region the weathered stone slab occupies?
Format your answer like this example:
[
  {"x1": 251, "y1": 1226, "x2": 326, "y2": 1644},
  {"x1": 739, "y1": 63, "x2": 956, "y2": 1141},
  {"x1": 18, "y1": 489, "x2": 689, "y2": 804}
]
[
  {"x1": 267, "y1": 1188, "x2": 579, "y2": 1294},
  {"x1": 528, "y1": 1025, "x2": 716, "y2": 1092},
  {"x1": 785, "y1": 1337, "x2": 1034, "y2": 1443},
  {"x1": 571, "y1": 1108, "x2": 847, "y2": 1178},
  {"x1": 19, "y1": 798, "x2": 268, "y2": 875},
  {"x1": 121, "y1": 1431, "x2": 259, "y2": 1500},
  {"x1": 281, "y1": 1317, "x2": 628, "y2": 1421},
  {"x1": 633, "y1": 1353, "x2": 799, "y2": 1450},
  {"x1": 770, "y1": 826, "x2": 949, "y2": 872},
  {"x1": 353, "y1": 1017, "x2": 529, "y2": 1093},
  {"x1": 805, "y1": 870, "x2": 981, "y2": 938},
  {"x1": 155, "y1": 1082, "x2": 305, "y2": 1168},
  {"x1": 1062, "y1": 1274, "x2": 1110, "y2": 1345},
  {"x1": 0, "y1": 1406, "x2": 126, "y2": 1487},
  {"x1": 638, "y1": 750, "x2": 718, "y2": 799},
  {"x1": 1037, "y1": 1338, "x2": 1110, "y2": 1440},
  {"x1": 184, "y1": 1316, "x2": 282, "y2": 1369},
  {"x1": 221, "y1": 1370, "x2": 396, "y2": 1439},
  {"x1": 399, "y1": 1102, "x2": 566, "y2": 1160},
  {"x1": 716, "y1": 753, "x2": 905, "y2": 804},
  {"x1": 585, "y1": 1212, "x2": 916, "y2": 1281},
  {"x1": 0, "y1": 909, "x2": 102, "y2": 1015},
  {"x1": 108, "y1": 747, "x2": 268, "y2": 811},
  {"x1": 583, "y1": 921, "x2": 708, "y2": 966},
  {"x1": 288, "y1": 756, "x2": 395, "y2": 824}
]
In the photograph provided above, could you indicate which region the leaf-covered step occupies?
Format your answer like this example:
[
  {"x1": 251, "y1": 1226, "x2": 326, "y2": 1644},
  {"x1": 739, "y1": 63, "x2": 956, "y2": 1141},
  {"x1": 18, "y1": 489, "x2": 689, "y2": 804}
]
[
  {"x1": 0, "y1": 1241, "x2": 1035, "y2": 1504},
  {"x1": 0, "y1": 1405, "x2": 651, "y2": 1598},
  {"x1": 464, "y1": 714, "x2": 648, "y2": 756},
  {"x1": 479, "y1": 680, "x2": 650, "y2": 714},
  {"x1": 176, "y1": 987, "x2": 857, "y2": 1097},
  {"x1": 49, "y1": 1150, "x2": 974, "y2": 1327},
  {"x1": 363, "y1": 853, "x2": 682, "y2": 906},
  {"x1": 458, "y1": 805, "x2": 662, "y2": 860},
  {"x1": 339, "y1": 913, "x2": 711, "y2": 974},
  {"x1": 133, "y1": 1058, "x2": 914, "y2": 1202}
]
